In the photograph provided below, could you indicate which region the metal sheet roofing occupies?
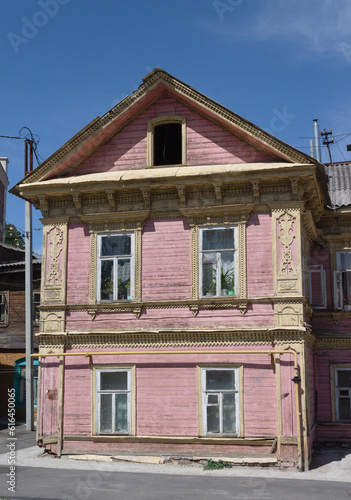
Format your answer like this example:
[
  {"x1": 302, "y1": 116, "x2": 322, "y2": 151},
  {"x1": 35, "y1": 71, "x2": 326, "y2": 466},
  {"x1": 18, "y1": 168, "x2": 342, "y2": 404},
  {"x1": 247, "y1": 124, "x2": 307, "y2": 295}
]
[{"x1": 325, "y1": 162, "x2": 351, "y2": 208}]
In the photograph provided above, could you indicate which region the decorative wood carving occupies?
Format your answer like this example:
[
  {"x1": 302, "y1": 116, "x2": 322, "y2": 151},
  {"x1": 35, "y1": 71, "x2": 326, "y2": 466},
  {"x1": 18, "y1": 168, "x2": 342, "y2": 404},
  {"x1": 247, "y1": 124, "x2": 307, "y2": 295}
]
[{"x1": 278, "y1": 212, "x2": 296, "y2": 276}]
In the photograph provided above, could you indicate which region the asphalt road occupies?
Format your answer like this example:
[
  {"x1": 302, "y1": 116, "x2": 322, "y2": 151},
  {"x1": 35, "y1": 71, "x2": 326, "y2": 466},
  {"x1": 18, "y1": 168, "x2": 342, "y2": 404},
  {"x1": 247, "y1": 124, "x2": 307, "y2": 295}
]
[{"x1": 0, "y1": 465, "x2": 351, "y2": 500}]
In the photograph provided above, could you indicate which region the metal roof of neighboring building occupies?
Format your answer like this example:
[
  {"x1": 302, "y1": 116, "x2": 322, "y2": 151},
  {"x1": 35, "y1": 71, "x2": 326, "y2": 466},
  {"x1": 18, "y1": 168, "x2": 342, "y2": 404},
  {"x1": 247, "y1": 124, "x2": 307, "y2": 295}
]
[{"x1": 325, "y1": 162, "x2": 351, "y2": 208}]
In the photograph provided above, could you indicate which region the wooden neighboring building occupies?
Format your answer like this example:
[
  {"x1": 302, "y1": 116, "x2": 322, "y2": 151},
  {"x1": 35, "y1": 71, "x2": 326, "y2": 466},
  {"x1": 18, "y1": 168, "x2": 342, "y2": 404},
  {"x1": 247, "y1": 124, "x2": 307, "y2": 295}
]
[
  {"x1": 0, "y1": 243, "x2": 41, "y2": 421},
  {"x1": 10, "y1": 69, "x2": 351, "y2": 469}
]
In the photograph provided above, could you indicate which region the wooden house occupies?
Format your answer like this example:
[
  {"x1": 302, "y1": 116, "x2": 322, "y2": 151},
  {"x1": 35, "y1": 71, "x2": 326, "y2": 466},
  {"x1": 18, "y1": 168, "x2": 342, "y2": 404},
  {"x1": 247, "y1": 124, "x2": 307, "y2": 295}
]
[
  {"x1": 0, "y1": 243, "x2": 41, "y2": 420},
  {"x1": 10, "y1": 69, "x2": 351, "y2": 469}
]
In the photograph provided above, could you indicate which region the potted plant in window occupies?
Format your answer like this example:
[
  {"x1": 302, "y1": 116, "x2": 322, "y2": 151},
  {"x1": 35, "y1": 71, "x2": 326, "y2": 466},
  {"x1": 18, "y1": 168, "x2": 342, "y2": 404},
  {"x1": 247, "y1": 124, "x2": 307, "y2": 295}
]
[
  {"x1": 101, "y1": 277, "x2": 113, "y2": 300},
  {"x1": 220, "y1": 267, "x2": 234, "y2": 296}
]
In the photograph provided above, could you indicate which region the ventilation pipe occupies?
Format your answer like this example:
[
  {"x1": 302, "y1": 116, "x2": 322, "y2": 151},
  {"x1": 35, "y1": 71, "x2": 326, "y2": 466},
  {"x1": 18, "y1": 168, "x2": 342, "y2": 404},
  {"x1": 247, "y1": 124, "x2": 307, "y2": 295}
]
[{"x1": 313, "y1": 119, "x2": 322, "y2": 162}]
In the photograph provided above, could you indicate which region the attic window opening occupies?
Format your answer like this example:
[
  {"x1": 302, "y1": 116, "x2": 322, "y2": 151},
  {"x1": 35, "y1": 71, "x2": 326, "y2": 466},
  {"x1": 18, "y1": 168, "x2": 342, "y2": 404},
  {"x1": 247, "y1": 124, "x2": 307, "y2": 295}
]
[
  {"x1": 154, "y1": 123, "x2": 182, "y2": 166},
  {"x1": 147, "y1": 115, "x2": 186, "y2": 167}
]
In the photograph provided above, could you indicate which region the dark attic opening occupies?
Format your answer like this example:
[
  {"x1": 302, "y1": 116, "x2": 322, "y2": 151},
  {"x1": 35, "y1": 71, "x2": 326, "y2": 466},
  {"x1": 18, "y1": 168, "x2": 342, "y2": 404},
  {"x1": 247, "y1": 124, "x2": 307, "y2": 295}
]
[{"x1": 154, "y1": 122, "x2": 182, "y2": 166}]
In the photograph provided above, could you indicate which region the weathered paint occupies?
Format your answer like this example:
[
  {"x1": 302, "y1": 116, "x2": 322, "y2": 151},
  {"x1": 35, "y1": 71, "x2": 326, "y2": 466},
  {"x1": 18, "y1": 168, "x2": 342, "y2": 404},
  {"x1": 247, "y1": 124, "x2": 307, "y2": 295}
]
[
  {"x1": 65, "y1": 303, "x2": 275, "y2": 331},
  {"x1": 141, "y1": 218, "x2": 191, "y2": 301},
  {"x1": 53, "y1": 347, "x2": 281, "y2": 442},
  {"x1": 246, "y1": 212, "x2": 273, "y2": 297},
  {"x1": 73, "y1": 95, "x2": 273, "y2": 175},
  {"x1": 66, "y1": 224, "x2": 91, "y2": 304}
]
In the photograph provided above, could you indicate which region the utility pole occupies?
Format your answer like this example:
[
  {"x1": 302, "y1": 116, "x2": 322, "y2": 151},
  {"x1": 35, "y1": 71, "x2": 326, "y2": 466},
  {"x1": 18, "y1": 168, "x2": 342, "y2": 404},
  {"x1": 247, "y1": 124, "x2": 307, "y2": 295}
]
[
  {"x1": 25, "y1": 139, "x2": 34, "y2": 431},
  {"x1": 321, "y1": 129, "x2": 334, "y2": 164}
]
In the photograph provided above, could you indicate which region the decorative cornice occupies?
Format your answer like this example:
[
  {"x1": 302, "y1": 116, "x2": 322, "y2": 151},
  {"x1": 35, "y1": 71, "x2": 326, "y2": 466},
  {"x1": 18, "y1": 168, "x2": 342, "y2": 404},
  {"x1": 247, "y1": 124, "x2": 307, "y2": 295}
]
[
  {"x1": 36, "y1": 328, "x2": 309, "y2": 350},
  {"x1": 315, "y1": 338, "x2": 351, "y2": 350}
]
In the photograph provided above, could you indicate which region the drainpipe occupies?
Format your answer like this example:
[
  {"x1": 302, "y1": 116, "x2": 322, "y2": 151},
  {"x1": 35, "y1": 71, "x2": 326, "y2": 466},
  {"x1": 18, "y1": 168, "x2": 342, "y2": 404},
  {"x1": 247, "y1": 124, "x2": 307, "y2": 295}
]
[{"x1": 313, "y1": 119, "x2": 322, "y2": 163}]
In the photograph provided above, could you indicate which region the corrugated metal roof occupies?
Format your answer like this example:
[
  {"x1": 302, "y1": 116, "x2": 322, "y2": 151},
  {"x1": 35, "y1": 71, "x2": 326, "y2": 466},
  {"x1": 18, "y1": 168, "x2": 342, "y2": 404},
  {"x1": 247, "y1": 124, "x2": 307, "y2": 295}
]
[
  {"x1": 0, "y1": 257, "x2": 41, "y2": 269},
  {"x1": 325, "y1": 162, "x2": 351, "y2": 208}
]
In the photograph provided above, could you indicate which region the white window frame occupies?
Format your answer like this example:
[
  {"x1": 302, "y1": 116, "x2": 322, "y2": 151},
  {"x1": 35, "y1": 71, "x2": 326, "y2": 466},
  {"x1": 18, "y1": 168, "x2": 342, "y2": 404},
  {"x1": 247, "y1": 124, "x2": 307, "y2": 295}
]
[
  {"x1": 96, "y1": 368, "x2": 132, "y2": 435},
  {"x1": 97, "y1": 233, "x2": 134, "y2": 302},
  {"x1": 334, "y1": 251, "x2": 351, "y2": 310},
  {"x1": 199, "y1": 226, "x2": 238, "y2": 298},
  {"x1": 309, "y1": 265, "x2": 327, "y2": 309},
  {"x1": 201, "y1": 367, "x2": 240, "y2": 436},
  {"x1": 334, "y1": 367, "x2": 351, "y2": 422}
]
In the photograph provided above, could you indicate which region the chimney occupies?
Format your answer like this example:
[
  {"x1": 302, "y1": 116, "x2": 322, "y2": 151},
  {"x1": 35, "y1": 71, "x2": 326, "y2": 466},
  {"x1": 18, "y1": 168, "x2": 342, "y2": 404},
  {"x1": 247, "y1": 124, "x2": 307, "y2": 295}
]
[{"x1": 313, "y1": 119, "x2": 321, "y2": 162}]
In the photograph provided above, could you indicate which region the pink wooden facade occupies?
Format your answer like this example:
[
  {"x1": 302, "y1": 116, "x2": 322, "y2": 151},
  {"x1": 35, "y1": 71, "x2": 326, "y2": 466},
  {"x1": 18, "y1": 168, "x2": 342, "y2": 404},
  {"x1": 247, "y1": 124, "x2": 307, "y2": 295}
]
[{"x1": 12, "y1": 70, "x2": 351, "y2": 470}]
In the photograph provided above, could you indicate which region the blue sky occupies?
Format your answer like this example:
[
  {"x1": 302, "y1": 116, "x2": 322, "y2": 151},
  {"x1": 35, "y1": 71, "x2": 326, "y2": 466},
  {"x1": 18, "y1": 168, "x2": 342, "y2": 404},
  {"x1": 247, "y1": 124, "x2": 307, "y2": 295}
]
[{"x1": 1, "y1": 0, "x2": 351, "y2": 253}]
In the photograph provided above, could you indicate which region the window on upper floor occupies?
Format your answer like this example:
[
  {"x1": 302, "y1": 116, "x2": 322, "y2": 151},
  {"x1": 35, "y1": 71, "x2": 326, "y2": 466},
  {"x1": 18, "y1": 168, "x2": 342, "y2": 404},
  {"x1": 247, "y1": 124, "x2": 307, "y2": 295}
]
[
  {"x1": 199, "y1": 226, "x2": 237, "y2": 298},
  {"x1": 0, "y1": 292, "x2": 9, "y2": 326},
  {"x1": 200, "y1": 366, "x2": 241, "y2": 436},
  {"x1": 147, "y1": 115, "x2": 186, "y2": 167},
  {"x1": 309, "y1": 265, "x2": 327, "y2": 308},
  {"x1": 334, "y1": 251, "x2": 351, "y2": 310},
  {"x1": 333, "y1": 366, "x2": 351, "y2": 422},
  {"x1": 33, "y1": 292, "x2": 40, "y2": 323},
  {"x1": 97, "y1": 233, "x2": 134, "y2": 302},
  {"x1": 95, "y1": 367, "x2": 135, "y2": 435}
]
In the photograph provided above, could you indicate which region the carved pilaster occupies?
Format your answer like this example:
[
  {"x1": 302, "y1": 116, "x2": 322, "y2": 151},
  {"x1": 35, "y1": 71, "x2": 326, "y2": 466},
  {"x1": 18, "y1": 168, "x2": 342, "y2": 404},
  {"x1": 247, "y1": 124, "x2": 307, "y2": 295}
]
[
  {"x1": 41, "y1": 223, "x2": 68, "y2": 306},
  {"x1": 238, "y1": 222, "x2": 247, "y2": 299},
  {"x1": 214, "y1": 185, "x2": 222, "y2": 204},
  {"x1": 272, "y1": 209, "x2": 302, "y2": 297}
]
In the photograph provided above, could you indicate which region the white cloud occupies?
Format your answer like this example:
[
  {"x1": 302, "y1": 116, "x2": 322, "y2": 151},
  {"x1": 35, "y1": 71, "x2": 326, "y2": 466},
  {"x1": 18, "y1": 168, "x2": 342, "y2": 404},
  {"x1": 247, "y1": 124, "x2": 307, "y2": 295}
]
[{"x1": 203, "y1": 0, "x2": 351, "y2": 55}]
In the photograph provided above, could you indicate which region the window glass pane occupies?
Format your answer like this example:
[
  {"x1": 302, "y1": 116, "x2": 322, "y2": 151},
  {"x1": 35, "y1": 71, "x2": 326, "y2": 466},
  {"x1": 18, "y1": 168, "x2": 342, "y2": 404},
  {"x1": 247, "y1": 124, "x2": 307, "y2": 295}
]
[
  {"x1": 207, "y1": 405, "x2": 220, "y2": 432},
  {"x1": 339, "y1": 397, "x2": 351, "y2": 420},
  {"x1": 203, "y1": 263, "x2": 216, "y2": 295},
  {"x1": 340, "y1": 252, "x2": 351, "y2": 270},
  {"x1": 100, "y1": 260, "x2": 114, "y2": 300},
  {"x1": 208, "y1": 394, "x2": 219, "y2": 404},
  {"x1": 154, "y1": 123, "x2": 182, "y2": 166},
  {"x1": 101, "y1": 235, "x2": 131, "y2": 257},
  {"x1": 202, "y1": 228, "x2": 234, "y2": 251},
  {"x1": 118, "y1": 259, "x2": 131, "y2": 300},
  {"x1": 100, "y1": 394, "x2": 112, "y2": 432},
  {"x1": 223, "y1": 393, "x2": 236, "y2": 433},
  {"x1": 337, "y1": 370, "x2": 351, "y2": 388},
  {"x1": 220, "y1": 252, "x2": 235, "y2": 292},
  {"x1": 0, "y1": 295, "x2": 5, "y2": 323},
  {"x1": 115, "y1": 393, "x2": 128, "y2": 432},
  {"x1": 206, "y1": 370, "x2": 235, "y2": 390},
  {"x1": 100, "y1": 371, "x2": 128, "y2": 391},
  {"x1": 342, "y1": 272, "x2": 351, "y2": 307}
]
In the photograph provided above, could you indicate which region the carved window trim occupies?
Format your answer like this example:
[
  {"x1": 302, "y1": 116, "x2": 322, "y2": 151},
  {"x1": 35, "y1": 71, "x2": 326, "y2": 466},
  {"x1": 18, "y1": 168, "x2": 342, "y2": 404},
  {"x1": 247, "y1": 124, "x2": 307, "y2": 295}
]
[
  {"x1": 191, "y1": 220, "x2": 247, "y2": 300},
  {"x1": 90, "y1": 228, "x2": 142, "y2": 304},
  {"x1": 147, "y1": 115, "x2": 187, "y2": 167}
]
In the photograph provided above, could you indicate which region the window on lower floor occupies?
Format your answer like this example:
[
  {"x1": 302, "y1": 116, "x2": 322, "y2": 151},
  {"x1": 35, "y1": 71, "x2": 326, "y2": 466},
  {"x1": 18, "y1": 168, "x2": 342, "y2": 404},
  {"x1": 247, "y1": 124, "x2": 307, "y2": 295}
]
[
  {"x1": 200, "y1": 367, "x2": 240, "y2": 435},
  {"x1": 97, "y1": 233, "x2": 134, "y2": 302},
  {"x1": 334, "y1": 367, "x2": 351, "y2": 421},
  {"x1": 96, "y1": 368, "x2": 132, "y2": 434},
  {"x1": 199, "y1": 226, "x2": 237, "y2": 298},
  {"x1": 0, "y1": 292, "x2": 9, "y2": 325}
]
